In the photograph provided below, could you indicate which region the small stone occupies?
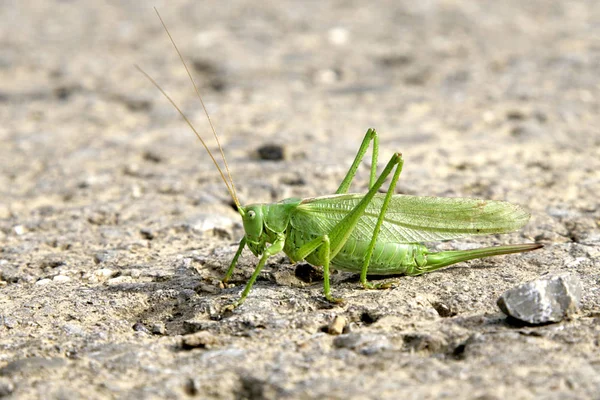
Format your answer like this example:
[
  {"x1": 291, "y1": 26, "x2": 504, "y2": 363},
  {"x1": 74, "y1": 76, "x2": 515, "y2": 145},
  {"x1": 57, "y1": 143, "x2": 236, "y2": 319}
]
[
  {"x1": 0, "y1": 377, "x2": 15, "y2": 396},
  {"x1": 328, "y1": 27, "x2": 349, "y2": 45},
  {"x1": 95, "y1": 268, "x2": 117, "y2": 279},
  {"x1": 315, "y1": 69, "x2": 341, "y2": 84},
  {"x1": 506, "y1": 108, "x2": 527, "y2": 120},
  {"x1": 123, "y1": 163, "x2": 141, "y2": 177},
  {"x1": 53, "y1": 275, "x2": 71, "y2": 283},
  {"x1": 184, "y1": 377, "x2": 200, "y2": 396},
  {"x1": 13, "y1": 225, "x2": 25, "y2": 235},
  {"x1": 181, "y1": 331, "x2": 219, "y2": 349},
  {"x1": 142, "y1": 150, "x2": 163, "y2": 163},
  {"x1": 107, "y1": 276, "x2": 133, "y2": 285},
  {"x1": 132, "y1": 322, "x2": 150, "y2": 334},
  {"x1": 2, "y1": 316, "x2": 18, "y2": 329},
  {"x1": 402, "y1": 332, "x2": 447, "y2": 353},
  {"x1": 327, "y1": 315, "x2": 347, "y2": 335},
  {"x1": 0, "y1": 263, "x2": 21, "y2": 284},
  {"x1": 431, "y1": 301, "x2": 456, "y2": 318},
  {"x1": 40, "y1": 256, "x2": 66, "y2": 269},
  {"x1": 333, "y1": 333, "x2": 392, "y2": 355},
  {"x1": 151, "y1": 323, "x2": 166, "y2": 335},
  {"x1": 62, "y1": 323, "x2": 84, "y2": 336},
  {"x1": 131, "y1": 184, "x2": 143, "y2": 198},
  {"x1": 497, "y1": 273, "x2": 582, "y2": 325},
  {"x1": 279, "y1": 174, "x2": 306, "y2": 186},
  {"x1": 194, "y1": 282, "x2": 219, "y2": 294},
  {"x1": 129, "y1": 270, "x2": 141, "y2": 279},
  {"x1": 140, "y1": 228, "x2": 154, "y2": 240},
  {"x1": 183, "y1": 320, "x2": 216, "y2": 334},
  {"x1": 256, "y1": 144, "x2": 285, "y2": 161},
  {"x1": 36, "y1": 278, "x2": 52, "y2": 286},
  {"x1": 93, "y1": 250, "x2": 118, "y2": 264}
]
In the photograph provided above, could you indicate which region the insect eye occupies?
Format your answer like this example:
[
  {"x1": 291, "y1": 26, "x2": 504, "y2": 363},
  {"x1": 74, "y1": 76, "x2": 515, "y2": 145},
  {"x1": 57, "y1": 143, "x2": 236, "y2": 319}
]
[{"x1": 248, "y1": 210, "x2": 256, "y2": 219}]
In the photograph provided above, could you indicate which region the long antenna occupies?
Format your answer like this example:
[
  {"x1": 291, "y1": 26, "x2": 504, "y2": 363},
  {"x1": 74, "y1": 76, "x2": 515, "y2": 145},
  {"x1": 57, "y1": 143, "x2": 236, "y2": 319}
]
[
  {"x1": 153, "y1": 7, "x2": 239, "y2": 207},
  {"x1": 135, "y1": 65, "x2": 239, "y2": 207},
  {"x1": 135, "y1": 8, "x2": 241, "y2": 208}
]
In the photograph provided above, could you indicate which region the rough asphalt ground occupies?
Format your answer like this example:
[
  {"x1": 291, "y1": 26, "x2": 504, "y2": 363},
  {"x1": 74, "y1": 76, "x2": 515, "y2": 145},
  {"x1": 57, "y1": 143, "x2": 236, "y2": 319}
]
[{"x1": 1, "y1": 1, "x2": 599, "y2": 398}]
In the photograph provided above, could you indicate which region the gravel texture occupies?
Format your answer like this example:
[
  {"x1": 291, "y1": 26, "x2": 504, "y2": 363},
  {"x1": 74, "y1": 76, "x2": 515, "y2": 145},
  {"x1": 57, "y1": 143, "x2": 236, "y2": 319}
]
[{"x1": 1, "y1": 1, "x2": 599, "y2": 398}]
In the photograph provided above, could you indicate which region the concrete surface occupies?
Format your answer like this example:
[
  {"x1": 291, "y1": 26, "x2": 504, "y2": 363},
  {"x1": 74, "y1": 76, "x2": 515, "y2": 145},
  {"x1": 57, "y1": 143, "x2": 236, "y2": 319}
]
[{"x1": 1, "y1": 1, "x2": 599, "y2": 398}]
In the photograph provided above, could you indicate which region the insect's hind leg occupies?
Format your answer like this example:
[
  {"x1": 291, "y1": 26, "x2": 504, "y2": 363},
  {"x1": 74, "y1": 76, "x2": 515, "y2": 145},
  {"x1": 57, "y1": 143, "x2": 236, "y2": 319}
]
[
  {"x1": 359, "y1": 153, "x2": 404, "y2": 289},
  {"x1": 336, "y1": 128, "x2": 379, "y2": 193},
  {"x1": 326, "y1": 152, "x2": 404, "y2": 288},
  {"x1": 291, "y1": 152, "x2": 405, "y2": 303}
]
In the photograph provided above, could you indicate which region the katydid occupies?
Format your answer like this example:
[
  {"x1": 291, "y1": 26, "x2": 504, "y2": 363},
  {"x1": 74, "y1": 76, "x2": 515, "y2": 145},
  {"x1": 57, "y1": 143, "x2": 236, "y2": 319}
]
[{"x1": 138, "y1": 9, "x2": 542, "y2": 308}]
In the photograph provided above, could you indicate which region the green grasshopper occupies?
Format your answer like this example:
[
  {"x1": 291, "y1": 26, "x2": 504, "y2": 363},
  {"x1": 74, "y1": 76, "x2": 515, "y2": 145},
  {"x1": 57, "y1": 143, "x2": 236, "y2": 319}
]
[{"x1": 138, "y1": 9, "x2": 542, "y2": 308}]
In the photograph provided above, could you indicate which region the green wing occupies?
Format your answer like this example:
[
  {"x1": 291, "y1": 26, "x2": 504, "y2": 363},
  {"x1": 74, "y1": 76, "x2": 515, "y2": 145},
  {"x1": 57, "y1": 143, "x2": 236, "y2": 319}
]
[{"x1": 291, "y1": 193, "x2": 530, "y2": 243}]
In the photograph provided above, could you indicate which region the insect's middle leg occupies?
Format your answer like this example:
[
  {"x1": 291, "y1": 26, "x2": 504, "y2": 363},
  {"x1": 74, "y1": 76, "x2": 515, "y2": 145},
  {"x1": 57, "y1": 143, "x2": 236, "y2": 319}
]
[
  {"x1": 336, "y1": 128, "x2": 379, "y2": 193},
  {"x1": 287, "y1": 235, "x2": 340, "y2": 303}
]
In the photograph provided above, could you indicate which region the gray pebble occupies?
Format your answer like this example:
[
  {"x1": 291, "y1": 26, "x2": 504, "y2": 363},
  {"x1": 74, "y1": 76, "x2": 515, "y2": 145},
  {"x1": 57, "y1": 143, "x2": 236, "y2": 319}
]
[
  {"x1": 402, "y1": 332, "x2": 447, "y2": 353},
  {"x1": 256, "y1": 144, "x2": 285, "y2": 161},
  {"x1": 497, "y1": 273, "x2": 582, "y2": 325},
  {"x1": 333, "y1": 333, "x2": 392, "y2": 355},
  {"x1": 151, "y1": 323, "x2": 166, "y2": 335},
  {"x1": 93, "y1": 250, "x2": 119, "y2": 264},
  {"x1": 132, "y1": 322, "x2": 151, "y2": 334},
  {"x1": 53, "y1": 275, "x2": 71, "y2": 283},
  {"x1": 0, "y1": 264, "x2": 23, "y2": 283},
  {"x1": 0, "y1": 377, "x2": 14, "y2": 396},
  {"x1": 62, "y1": 323, "x2": 84, "y2": 336},
  {"x1": 2, "y1": 316, "x2": 18, "y2": 329}
]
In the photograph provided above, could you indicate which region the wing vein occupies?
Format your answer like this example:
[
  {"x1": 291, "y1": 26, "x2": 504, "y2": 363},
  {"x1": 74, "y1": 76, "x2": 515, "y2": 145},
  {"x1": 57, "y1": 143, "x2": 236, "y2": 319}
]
[{"x1": 292, "y1": 193, "x2": 530, "y2": 243}]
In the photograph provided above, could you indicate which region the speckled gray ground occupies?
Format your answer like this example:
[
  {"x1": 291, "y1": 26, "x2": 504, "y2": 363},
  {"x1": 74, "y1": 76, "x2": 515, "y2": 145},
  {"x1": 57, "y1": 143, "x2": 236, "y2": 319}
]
[{"x1": 1, "y1": 1, "x2": 599, "y2": 399}]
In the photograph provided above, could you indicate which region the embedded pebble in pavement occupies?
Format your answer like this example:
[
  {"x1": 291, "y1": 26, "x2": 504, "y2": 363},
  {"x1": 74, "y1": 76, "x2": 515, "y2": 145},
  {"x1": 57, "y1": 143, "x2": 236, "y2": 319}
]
[{"x1": 497, "y1": 273, "x2": 582, "y2": 325}]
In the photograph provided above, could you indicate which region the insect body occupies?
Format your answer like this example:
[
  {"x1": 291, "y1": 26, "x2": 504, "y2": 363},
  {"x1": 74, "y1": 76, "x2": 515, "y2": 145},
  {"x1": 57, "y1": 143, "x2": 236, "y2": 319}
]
[
  {"x1": 223, "y1": 129, "x2": 541, "y2": 306},
  {"x1": 139, "y1": 9, "x2": 542, "y2": 308}
]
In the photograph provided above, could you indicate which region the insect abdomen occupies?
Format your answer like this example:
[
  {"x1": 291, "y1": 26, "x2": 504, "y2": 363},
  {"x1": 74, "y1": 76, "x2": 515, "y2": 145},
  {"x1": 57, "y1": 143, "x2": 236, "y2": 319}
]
[
  {"x1": 284, "y1": 228, "x2": 427, "y2": 275},
  {"x1": 329, "y1": 238, "x2": 427, "y2": 275}
]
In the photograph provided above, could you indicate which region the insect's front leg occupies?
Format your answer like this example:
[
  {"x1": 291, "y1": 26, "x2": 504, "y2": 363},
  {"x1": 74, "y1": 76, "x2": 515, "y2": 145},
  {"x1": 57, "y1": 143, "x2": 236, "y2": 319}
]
[
  {"x1": 222, "y1": 236, "x2": 247, "y2": 284},
  {"x1": 224, "y1": 235, "x2": 284, "y2": 311},
  {"x1": 336, "y1": 128, "x2": 379, "y2": 193}
]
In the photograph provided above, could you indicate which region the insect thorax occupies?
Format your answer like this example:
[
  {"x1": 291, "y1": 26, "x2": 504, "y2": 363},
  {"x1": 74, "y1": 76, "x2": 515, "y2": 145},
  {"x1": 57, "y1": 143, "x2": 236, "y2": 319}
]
[{"x1": 242, "y1": 198, "x2": 302, "y2": 256}]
